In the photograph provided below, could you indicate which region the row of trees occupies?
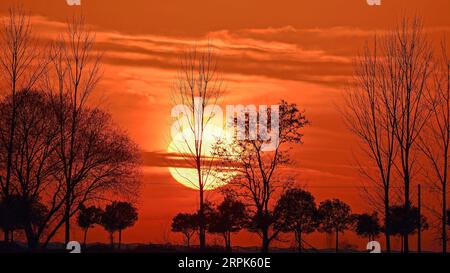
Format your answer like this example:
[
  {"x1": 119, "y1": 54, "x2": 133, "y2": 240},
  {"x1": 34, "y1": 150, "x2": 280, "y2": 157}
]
[
  {"x1": 0, "y1": 7, "x2": 141, "y2": 249},
  {"x1": 342, "y1": 16, "x2": 449, "y2": 253},
  {"x1": 172, "y1": 188, "x2": 433, "y2": 253},
  {"x1": 0, "y1": 200, "x2": 138, "y2": 249},
  {"x1": 77, "y1": 201, "x2": 138, "y2": 249}
]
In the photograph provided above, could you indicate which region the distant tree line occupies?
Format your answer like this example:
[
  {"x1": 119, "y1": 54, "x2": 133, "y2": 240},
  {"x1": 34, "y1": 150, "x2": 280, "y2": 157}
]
[{"x1": 172, "y1": 188, "x2": 428, "y2": 253}]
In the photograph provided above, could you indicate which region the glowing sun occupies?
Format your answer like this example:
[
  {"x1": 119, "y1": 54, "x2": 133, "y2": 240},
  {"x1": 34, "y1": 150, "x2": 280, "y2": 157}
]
[{"x1": 167, "y1": 126, "x2": 234, "y2": 190}]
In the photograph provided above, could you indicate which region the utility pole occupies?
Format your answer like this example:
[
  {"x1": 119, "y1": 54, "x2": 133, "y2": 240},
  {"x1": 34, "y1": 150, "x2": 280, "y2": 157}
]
[{"x1": 418, "y1": 184, "x2": 421, "y2": 253}]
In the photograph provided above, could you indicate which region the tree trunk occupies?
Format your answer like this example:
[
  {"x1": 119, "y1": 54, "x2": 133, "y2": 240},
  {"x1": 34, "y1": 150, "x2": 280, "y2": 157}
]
[
  {"x1": 225, "y1": 232, "x2": 232, "y2": 252},
  {"x1": 198, "y1": 177, "x2": 206, "y2": 251},
  {"x1": 403, "y1": 233, "x2": 409, "y2": 253},
  {"x1": 335, "y1": 229, "x2": 339, "y2": 253},
  {"x1": 223, "y1": 233, "x2": 227, "y2": 251},
  {"x1": 401, "y1": 236, "x2": 404, "y2": 253},
  {"x1": 296, "y1": 230, "x2": 303, "y2": 253},
  {"x1": 3, "y1": 90, "x2": 17, "y2": 243},
  {"x1": 64, "y1": 192, "x2": 70, "y2": 244},
  {"x1": 3, "y1": 229, "x2": 9, "y2": 243},
  {"x1": 262, "y1": 227, "x2": 270, "y2": 253},
  {"x1": 384, "y1": 191, "x2": 391, "y2": 253},
  {"x1": 24, "y1": 223, "x2": 39, "y2": 250},
  {"x1": 403, "y1": 170, "x2": 410, "y2": 253},
  {"x1": 65, "y1": 95, "x2": 78, "y2": 245},
  {"x1": 83, "y1": 228, "x2": 88, "y2": 248},
  {"x1": 417, "y1": 184, "x2": 421, "y2": 253},
  {"x1": 443, "y1": 182, "x2": 447, "y2": 254},
  {"x1": 118, "y1": 229, "x2": 122, "y2": 249},
  {"x1": 110, "y1": 232, "x2": 114, "y2": 249}
]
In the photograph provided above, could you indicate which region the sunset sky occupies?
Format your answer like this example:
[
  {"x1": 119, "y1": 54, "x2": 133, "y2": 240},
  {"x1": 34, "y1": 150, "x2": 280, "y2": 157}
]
[{"x1": 1, "y1": 0, "x2": 449, "y2": 251}]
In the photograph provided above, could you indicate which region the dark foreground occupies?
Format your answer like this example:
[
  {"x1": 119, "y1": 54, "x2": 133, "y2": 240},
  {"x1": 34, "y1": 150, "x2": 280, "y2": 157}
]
[
  {"x1": 0, "y1": 250, "x2": 447, "y2": 273},
  {"x1": 0, "y1": 241, "x2": 368, "y2": 253}
]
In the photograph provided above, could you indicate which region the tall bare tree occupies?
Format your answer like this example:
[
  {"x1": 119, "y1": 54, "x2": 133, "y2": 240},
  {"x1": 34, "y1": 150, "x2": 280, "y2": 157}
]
[
  {"x1": 342, "y1": 39, "x2": 397, "y2": 252},
  {"x1": 46, "y1": 15, "x2": 102, "y2": 244},
  {"x1": 214, "y1": 101, "x2": 308, "y2": 252},
  {"x1": 344, "y1": 16, "x2": 434, "y2": 253},
  {"x1": 0, "y1": 89, "x2": 60, "y2": 248},
  {"x1": 41, "y1": 106, "x2": 141, "y2": 248},
  {"x1": 0, "y1": 6, "x2": 47, "y2": 242},
  {"x1": 418, "y1": 40, "x2": 450, "y2": 253},
  {"x1": 385, "y1": 17, "x2": 433, "y2": 252},
  {"x1": 170, "y1": 46, "x2": 224, "y2": 251}
]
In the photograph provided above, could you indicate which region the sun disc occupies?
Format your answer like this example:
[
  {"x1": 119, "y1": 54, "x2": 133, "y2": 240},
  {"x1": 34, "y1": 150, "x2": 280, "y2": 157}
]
[{"x1": 167, "y1": 125, "x2": 234, "y2": 190}]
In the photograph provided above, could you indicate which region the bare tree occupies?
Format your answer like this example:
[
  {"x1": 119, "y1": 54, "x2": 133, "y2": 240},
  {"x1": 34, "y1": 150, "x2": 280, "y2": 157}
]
[
  {"x1": 45, "y1": 15, "x2": 103, "y2": 244},
  {"x1": 385, "y1": 17, "x2": 433, "y2": 253},
  {"x1": 41, "y1": 105, "x2": 141, "y2": 248},
  {"x1": 418, "y1": 40, "x2": 450, "y2": 253},
  {"x1": 0, "y1": 89, "x2": 140, "y2": 249},
  {"x1": 0, "y1": 6, "x2": 47, "y2": 242},
  {"x1": 0, "y1": 8, "x2": 139, "y2": 249},
  {"x1": 170, "y1": 46, "x2": 224, "y2": 251},
  {"x1": 0, "y1": 90, "x2": 59, "y2": 248},
  {"x1": 342, "y1": 38, "x2": 397, "y2": 252},
  {"x1": 345, "y1": 17, "x2": 433, "y2": 253},
  {"x1": 214, "y1": 101, "x2": 308, "y2": 253}
]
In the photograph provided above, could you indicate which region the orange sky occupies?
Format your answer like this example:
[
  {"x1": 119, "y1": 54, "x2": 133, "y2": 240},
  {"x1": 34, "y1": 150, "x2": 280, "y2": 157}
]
[{"x1": 1, "y1": 0, "x2": 450, "y2": 251}]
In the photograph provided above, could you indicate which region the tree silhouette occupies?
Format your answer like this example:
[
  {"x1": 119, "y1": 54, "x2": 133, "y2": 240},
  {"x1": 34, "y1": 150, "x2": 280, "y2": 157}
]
[
  {"x1": 0, "y1": 90, "x2": 59, "y2": 248},
  {"x1": 417, "y1": 40, "x2": 450, "y2": 254},
  {"x1": 100, "y1": 205, "x2": 119, "y2": 249},
  {"x1": 172, "y1": 213, "x2": 199, "y2": 248},
  {"x1": 387, "y1": 205, "x2": 428, "y2": 252},
  {"x1": 170, "y1": 45, "x2": 225, "y2": 251},
  {"x1": 45, "y1": 16, "x2": 141, "y2": 245},
  {"x1": 0, "y1": 86, "x2": 140, "y2": 249},
  {"x1": 100, "y1": 201, "x2": 138, "y2": 249},
  {"x1": 77, "y1": 205, "x2": 103, "y2": 248},
  {"x1": 317, "y1": 199, "x2": 353, "y2": 253},
  {"x1": 274, "y1": 188, "x2": 317, "y2": 253},
  {"x1": 353, "y1": 212, "x2": 381, "y2": 242},
  {"x1": 0, "y1": 10, "x2": 140, "y2": 249},
  {"x1": 45, "y1": 15, "x2": 101, "y2": 245},
  {"x1": 342, "y1": 36, "x2": 397, "y2": 253},
  {"x1": 214, "y1": 100, "x2": 308, "y2": 253},
  {"x1": 343, "y1": 16, "x2": 434, "y2": 253},
  {"x1": 447, "y1": 209, "x2": 450, "y2": 227},
  {"x1": 0, "y1": 196, "x2": 24, "y2": 243},
  {"x1": 115, "y1": 202, "x2": 138, "y2": 249},
  {"x1": 0, "y1": 195, "x2": 48, "y2": 246},
  {"x1": 384, "y1": 17, "x2": 432, "y2": 253},
  {"x1": 208, "y1": 197, "x2": 248, "y2": 252},
  {"x1": 0, "y1": 5, "x2": 47, "y2": 243},
  {"x1": 446, "y1": 209, "x2": 450, "y2": 235}
]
